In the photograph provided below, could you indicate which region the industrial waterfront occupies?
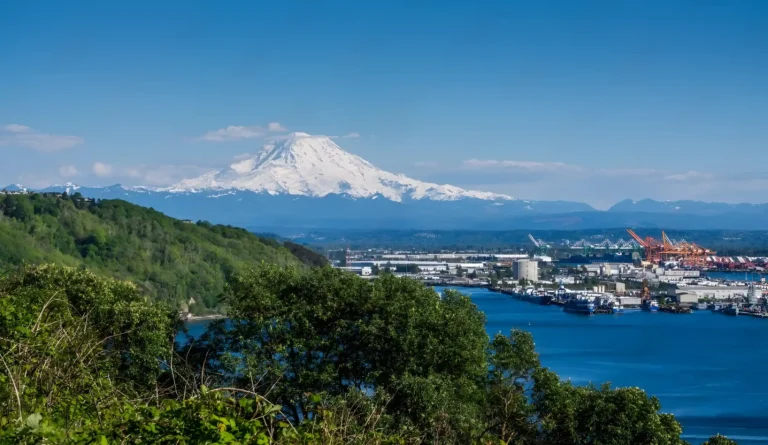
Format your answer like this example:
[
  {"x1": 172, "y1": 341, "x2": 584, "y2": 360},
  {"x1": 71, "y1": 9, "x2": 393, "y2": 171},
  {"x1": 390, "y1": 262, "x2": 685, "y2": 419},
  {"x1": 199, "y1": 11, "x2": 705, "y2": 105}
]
[{"x1": 437, "y1": 286, "x2": 768, "y2": 444}]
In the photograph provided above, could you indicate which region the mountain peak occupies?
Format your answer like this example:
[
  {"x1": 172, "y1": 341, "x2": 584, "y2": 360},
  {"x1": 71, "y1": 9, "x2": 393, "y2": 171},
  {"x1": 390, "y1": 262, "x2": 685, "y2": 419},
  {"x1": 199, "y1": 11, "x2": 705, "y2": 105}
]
[
  {"x1": 2, "y1": 184, "x2": 27, "y2": 192},
  {"x1": 170, "y1": 132, "x2": 513, "y2": 202}
]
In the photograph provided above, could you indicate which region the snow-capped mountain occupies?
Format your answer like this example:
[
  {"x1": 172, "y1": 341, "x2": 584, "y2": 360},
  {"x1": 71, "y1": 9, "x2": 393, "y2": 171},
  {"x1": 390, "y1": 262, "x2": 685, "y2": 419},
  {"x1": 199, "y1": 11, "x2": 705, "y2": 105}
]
[
  {"x1": 168, "y1": 132, "x2": 512, "y2": 202},
  {"x1": 7, "y1": 132, "x2": 597, "y2": 228}
]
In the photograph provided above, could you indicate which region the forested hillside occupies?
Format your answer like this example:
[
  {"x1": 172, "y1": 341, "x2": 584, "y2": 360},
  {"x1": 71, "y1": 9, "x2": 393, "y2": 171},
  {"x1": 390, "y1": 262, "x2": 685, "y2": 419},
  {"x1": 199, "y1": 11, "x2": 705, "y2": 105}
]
[{"x1": 0, "y1": 192, "x2": 307, "y2": 313}]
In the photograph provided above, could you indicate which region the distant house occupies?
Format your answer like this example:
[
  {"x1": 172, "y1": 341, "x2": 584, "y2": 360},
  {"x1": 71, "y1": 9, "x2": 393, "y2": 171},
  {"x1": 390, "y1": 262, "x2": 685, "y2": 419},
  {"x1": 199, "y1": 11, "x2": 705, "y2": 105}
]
[{"x1": 181, "y1": 219, "x2": 195, "y2": 224}]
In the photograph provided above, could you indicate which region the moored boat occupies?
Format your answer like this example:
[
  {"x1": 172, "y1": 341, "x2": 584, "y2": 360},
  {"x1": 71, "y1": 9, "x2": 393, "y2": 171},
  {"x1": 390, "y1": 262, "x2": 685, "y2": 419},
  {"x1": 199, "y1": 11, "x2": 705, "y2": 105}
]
[
  {"x1": 642, "y1": 299, "x2": 659, "y2": 312},
  {"x1": 564, "y1": 297, "x2": 595, "y2": 315}
]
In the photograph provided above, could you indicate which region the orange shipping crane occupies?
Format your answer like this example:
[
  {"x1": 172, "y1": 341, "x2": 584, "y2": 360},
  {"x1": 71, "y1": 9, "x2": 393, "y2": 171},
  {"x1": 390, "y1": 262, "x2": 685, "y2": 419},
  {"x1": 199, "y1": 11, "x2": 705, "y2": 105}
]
[
  {"x1": 627, "y1": 229, "x2": 663, "y2": 263},
  {"x1": 626, "y1": 229, "x2": 715, "y2": 266}
]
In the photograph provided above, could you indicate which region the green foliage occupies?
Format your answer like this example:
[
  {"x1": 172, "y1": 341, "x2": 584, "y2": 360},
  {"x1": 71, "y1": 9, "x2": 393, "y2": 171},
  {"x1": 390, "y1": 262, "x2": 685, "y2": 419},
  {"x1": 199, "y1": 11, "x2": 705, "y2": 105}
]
[
  {"x1": 283, "y1": 241, "x2": 329, "y2": 268},
  {"x1": 0, "y1": 265, "x2": 177, "y2": 429},
  {"x1": 195, "y1": 267, "x2": 488, "y2": 427},
  {"x1": 1, "y1": 391, "x2": 296, "y2": 444},
  {"x1": 187, "y1": 266, "x2": 702, "y2": 444},
  {"x1": 0, "y1": 263, "x2": 738, "y2": 444},
  {"x1": 703, "y1": 434, "x2": 739, "y2": 445},
  {"x1": 0, "y1": 193, "x2": 301, "y2": 312},
  {"x1": 532, "y1": 367, "x2": 686, "y2": 445}
]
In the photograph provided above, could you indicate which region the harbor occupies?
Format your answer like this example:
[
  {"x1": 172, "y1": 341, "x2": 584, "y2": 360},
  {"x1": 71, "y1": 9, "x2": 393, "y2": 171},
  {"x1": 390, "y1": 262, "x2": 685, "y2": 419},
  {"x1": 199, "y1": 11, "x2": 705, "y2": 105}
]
[{"x1": 433, "y1": 285, "x2": 768, "y2": 444}]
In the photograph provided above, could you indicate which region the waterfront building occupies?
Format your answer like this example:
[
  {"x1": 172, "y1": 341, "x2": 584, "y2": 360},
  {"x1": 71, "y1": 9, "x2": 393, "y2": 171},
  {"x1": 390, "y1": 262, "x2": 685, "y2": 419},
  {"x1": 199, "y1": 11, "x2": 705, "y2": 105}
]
[
  {"x1": 350, "y1": 260, "x2": 450, "y2": 272},
  {"x1": 671, "y1": 291, "x2": 699, "y2": 305},
  {"x1": 672, "y1": 286, "x2": 751, "y2": 300},
  {"x1": 513, "y1": 259, "x2": 538, "y2": 282},
  {"x1": 337, "y1": 266, "x2": 373, "y2": 276}
]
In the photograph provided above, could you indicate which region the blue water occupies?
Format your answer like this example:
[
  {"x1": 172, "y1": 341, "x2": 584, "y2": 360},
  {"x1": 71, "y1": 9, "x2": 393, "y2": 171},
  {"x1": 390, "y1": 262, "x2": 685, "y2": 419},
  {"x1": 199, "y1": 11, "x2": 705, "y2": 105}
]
[
  {"x1": 180, "y1": 290, "x2": 768, "y2": 444},
  {"x1": 705, "y1": 271, "x2": 766, "y2": 283},
  {"x1": 436, "y1": 286, "x2": 768, "y2": 444}
]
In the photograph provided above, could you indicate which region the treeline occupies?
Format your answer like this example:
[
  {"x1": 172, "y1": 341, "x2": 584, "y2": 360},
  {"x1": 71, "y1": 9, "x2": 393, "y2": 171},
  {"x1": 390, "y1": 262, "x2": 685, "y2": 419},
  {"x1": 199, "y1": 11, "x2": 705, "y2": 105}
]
[
  {"x1": 0, "y1": 193, "x2": 325, "y2": 313},
  {"x1": 0, "y1": 263, "x2": 736, "y2": 444}
]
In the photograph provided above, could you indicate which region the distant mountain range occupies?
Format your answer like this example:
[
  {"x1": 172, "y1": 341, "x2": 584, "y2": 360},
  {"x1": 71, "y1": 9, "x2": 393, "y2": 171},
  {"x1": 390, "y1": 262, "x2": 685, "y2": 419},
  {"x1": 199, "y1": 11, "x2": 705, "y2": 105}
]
[
  {"x1": 6, "y1": 132, "x2": 768, "y2": 230},
  {"x1": 608, "y1": 199, "x2": 768, "y2": 216}
]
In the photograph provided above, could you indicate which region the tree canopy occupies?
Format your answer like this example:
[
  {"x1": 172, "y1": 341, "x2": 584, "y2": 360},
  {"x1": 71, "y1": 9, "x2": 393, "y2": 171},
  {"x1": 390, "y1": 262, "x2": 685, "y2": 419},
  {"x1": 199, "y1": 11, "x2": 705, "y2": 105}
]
[
  {"x1": 0, "y1": 193, "x2": 317, "y2": 313},
  {"x1": 0, "y1": 262, "x2": 738, "y2": 444}
]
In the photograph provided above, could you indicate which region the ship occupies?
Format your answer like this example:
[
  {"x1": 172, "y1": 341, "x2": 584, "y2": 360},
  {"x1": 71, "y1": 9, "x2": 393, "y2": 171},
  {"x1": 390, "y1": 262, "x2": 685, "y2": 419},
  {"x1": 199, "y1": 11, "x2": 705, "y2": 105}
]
[
  {"x1": 612, "y1": 304, "x2": 625, "y2": 314},
  {"x1": 563, "y1": 296, "x2": 596, "y2": 315},
  {"x1": 514, "y1": 286, "x2": 549, "y2": 305},
  {"x1": 723, "y1": 303, "x2": 739, "y2": 316},
  {"x1": 642, "y1": 299, "x2": 659, "y2": 312}
]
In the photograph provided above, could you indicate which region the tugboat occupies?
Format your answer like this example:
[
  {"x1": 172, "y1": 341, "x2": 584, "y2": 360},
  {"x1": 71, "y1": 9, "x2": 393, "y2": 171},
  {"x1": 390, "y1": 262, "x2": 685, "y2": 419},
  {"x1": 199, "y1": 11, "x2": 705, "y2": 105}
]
[{"x1": 564, "y1": 296, "x2": 596, "y2": 315}]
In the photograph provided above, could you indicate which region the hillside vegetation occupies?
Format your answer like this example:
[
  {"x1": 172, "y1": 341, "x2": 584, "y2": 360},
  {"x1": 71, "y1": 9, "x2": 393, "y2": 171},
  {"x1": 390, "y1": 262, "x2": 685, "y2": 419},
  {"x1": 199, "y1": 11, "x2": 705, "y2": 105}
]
[
  {"x1": 0, "y1": 264, "x2": 736, "y2": 444},
  {"x1": 0, "y1": 192, "x2": 311, "y2": 313}
]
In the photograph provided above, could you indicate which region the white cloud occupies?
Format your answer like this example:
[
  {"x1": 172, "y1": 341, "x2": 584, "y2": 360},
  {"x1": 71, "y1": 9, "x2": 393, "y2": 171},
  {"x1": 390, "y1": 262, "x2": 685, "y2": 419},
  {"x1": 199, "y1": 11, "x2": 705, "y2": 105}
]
[
  {"x1": 0, "y1": 123, "x2": 84, "y2": 152},
  {"x1": 197, "y1": 125, "x2": 265, "y2": 142},
  {"x1": 341, "y1": 132, "x2": 361, "y2": 139},
  {"x1": 92, "y1": 162, "x2": 113, "y2": 177},
  {"x1": 267, "y1": 122, "x2": 287, "y2": 132},
  {"x1": 4, "y1": 124, "x2": 30, "y2": 132},
  {"x1": 196, "y1": 122, "x2": 288, "y2": 142},
  {"x1": 58, "y1": 165, "x2": 78, "y2": 178},
  {"x1": 663, "y1": 170, "x2": 714, "y2": 182},
  {"x1": 597, "y1": 168, "x2": 662, "y2": 177},
  {"x1": 86, "y1": 163, "x2": 211, "y2": 186},
  {"x1": 462, "y1": 159, "x2": 582, "y2": 172}
]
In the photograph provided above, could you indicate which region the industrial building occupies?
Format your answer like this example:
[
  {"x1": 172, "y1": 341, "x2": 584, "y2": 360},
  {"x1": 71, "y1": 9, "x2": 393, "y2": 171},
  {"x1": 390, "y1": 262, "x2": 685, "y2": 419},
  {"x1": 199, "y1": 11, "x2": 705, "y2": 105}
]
[
  {"x1": 617, "y1": 296, "x2": 641, "y2": 306},
  {"x1": 672, "y1": 286, "x2": 751, "y2": 301},
  {"x1": 350, "y1": 260, "x2": 449, "y2": 272},
  {"x1": 513, "y1": 259, "x2": 538, "y2": 282},
  {"x1": 671, "y1": 291, "x2": 699, "y2": 305},
  {"x1": 337, "y1": 266, "x2": 373, "y2": 276}
]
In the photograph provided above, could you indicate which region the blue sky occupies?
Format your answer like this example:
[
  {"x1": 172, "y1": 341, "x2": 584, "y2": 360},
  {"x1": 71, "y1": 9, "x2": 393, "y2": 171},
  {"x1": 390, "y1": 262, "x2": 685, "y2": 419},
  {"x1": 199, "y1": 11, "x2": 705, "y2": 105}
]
[{"x1": 1, "y1": 0, "x2": 766, "y2": 208}]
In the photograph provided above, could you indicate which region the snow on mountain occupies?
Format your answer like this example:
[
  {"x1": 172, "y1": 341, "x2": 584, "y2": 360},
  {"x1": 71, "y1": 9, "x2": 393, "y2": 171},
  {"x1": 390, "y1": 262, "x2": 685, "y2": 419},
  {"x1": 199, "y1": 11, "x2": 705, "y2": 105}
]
[{"x1": 168, "y1": 132, "x2": 513, "y2": 202}]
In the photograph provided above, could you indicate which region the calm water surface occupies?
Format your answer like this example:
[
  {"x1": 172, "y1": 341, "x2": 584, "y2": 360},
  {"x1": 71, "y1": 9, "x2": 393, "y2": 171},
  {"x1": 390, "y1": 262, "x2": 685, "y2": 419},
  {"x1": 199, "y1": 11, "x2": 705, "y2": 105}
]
[
  {"x1": 181, "y1": 288, "x2": 768, "y2": 444},
  {"x1": 705, "y1": 271, "x2": 766, "y2": 282},
  {"x1": 438, "y1": 286, "x2": 768, "y2": 445}
]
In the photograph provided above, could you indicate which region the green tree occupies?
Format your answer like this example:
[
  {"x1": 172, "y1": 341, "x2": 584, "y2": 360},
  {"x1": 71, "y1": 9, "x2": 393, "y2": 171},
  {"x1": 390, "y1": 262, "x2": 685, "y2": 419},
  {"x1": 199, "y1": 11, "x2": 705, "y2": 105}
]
[
  {"x1": 195, "y1": 266, "x2": 488, "y2": 429},
  {"x1": 0, "y1": 264, "x2": 729, "y2": 444},
  {"x1": 187, "y1": 265, "x2": 694, "y2": 444},
  {"x1": 0, "y1": 193, "x2": 302, "y2": 313},
  {"x1": 703, "y1": 434, "x2": 739, "y2": 445},
  {"x1": 0, "y1": 265, "x2": 176, "y2": 424}
]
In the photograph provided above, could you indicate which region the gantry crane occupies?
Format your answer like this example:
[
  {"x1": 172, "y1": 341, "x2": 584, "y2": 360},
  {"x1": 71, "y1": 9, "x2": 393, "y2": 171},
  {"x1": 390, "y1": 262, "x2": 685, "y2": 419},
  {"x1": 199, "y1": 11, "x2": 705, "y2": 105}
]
[
  {"x1": 626, "y1": 229, "x2": 715, "y2": 266},
  {"x1": 528, "y1": 234, "x2": 550, "y2": 255}
]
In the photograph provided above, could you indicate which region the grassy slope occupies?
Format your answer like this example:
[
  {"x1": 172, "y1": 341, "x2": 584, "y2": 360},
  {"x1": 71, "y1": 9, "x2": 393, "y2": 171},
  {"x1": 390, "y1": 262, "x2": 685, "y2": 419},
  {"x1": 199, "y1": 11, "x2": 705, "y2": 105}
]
[{"x1": 0, "y1": 193, "x2": 302, "y2": 313}]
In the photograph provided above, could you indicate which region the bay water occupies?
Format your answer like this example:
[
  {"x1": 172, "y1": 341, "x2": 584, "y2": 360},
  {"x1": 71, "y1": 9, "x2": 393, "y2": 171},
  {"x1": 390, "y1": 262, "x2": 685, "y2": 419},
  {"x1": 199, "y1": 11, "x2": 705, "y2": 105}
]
[
  {"x1": 438, "y1": 286, "x2": 768, "y2": 444},
  {"x1": 181, "y1": 287, "x2": 768, "y2": 444}
]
